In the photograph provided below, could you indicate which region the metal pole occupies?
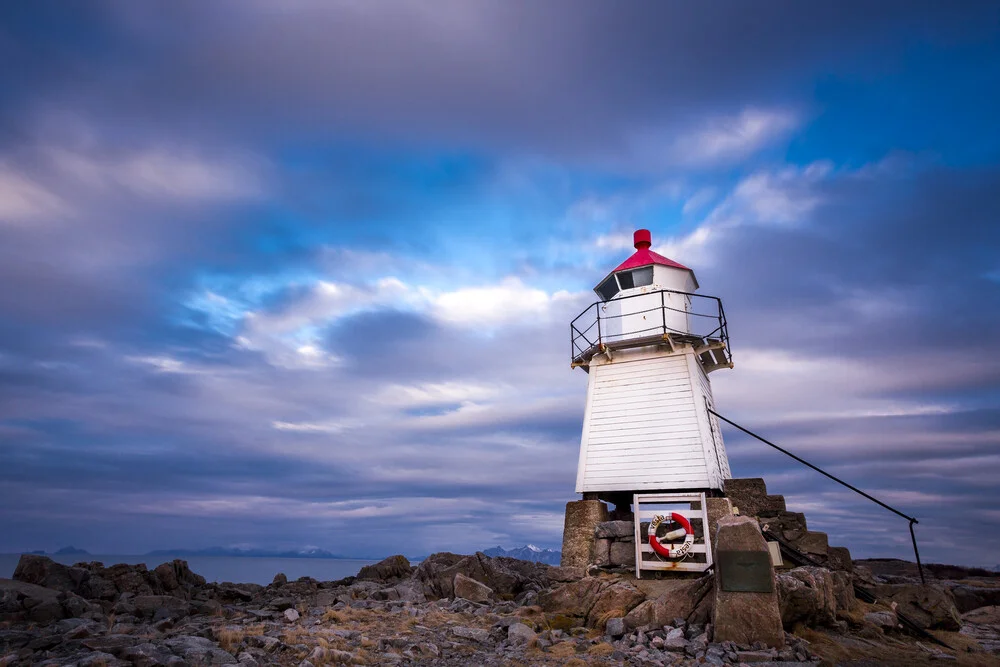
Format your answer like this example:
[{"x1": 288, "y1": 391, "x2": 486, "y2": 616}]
[
  {"x1": 661, "y1": 290, "x2": 666, "y2": 335},
  {"x1": 909, "y1": 520, "x2": 926, "y2": 584}
]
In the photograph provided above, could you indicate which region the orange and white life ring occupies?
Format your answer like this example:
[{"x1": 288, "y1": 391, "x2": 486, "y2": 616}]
[{"x1": 648, "y1": 512, "x2": 694, "y2": 559}]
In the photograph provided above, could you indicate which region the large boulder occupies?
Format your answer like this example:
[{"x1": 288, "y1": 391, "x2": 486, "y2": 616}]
[
  {"x1": 949, "y1": 585, "x2": 1000, "y2": 613},
  {"x1": 776, "y1": 567, "x2": 838, "y2": 628},
  {"x1": 12, "y1": 555, "x2": 89, "y2": 595},
  {"x1": 356, "y1": 555, "x2": 412, "y2": 582},
  {"x1": 623, "y1": 575, "x2": 713, "y2": 630},
  {"x1": 414, "y1": 552, "x2": 549, "y2": 600},
  {"x1": 538, "y1": 577, "x2": 645, "y2": 629},
  {"x1": 874, "y1": 583, "x2": 962, "y2": 631},
  {"x1": 0, "y1": 579, "x2": 65, "y2": 624}
]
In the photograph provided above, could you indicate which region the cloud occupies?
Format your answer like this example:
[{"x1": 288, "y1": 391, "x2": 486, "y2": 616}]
[
  {"x1": 48, "y1": 147, "x2": 265, "y2": 202},
  {"x1": 0, "y1": 167, "x2": 66, "y2": 224},
  {"x1": 636, "y1": 108, "x2": 799, "y2": 168}
]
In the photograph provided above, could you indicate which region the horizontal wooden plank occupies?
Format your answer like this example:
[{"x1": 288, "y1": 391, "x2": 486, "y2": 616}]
[
  {"x1": 586, "y1": 460, "x2": 706, "y2": 479},
  {"x1": 586, "y1": 467, "x2": 708, "y2": 481},
  {"x1": 589, "y1": 418, "x2": 700, "y2": 433},
  {"x1": 585, "y1": 458, "x2": 708, "y2": 473},
  {"x1": 584, "y1": 446, "x2": 705, "y2": 458},
  {"x1": 588, "y1": 427, "x2": 703, "y2": 442},
  {"x1": 589, "y1": 386, "x2": 695, "y2": 404},
  {"x1": 638, "y1": 561, "x2": 711, "y2": 573},
  {"x1": 633, "y1": 508, "x2": 700, "y2": 519},
  {"x1": 584, "y1": 448, "x2": 708, "y2": 462},
  {"x1": 581, "y1": 481, "x2": 711, "y2": 492},
  {"x1": 593, "y1": 372, "x2": 693, "y2": 389},
  {"x1": 584, "y1": 472, "x2": 709, "y2": 485},
  {"x1": 594, "y1": 359, "x2": 688, "y2": 378},
  {"x1": 590, "y1": 405, "x2": 698, "y2": 418},
  {"x1": 638, "y1": 543, "x2": 707, "y2": 554},
  {"x1": 589, "y1": 404, "x2": 698, "y2": 419}
]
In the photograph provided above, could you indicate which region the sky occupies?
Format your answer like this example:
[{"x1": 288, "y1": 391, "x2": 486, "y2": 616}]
[{"x1": 1, "y1": 1, "x2": 999, "y2": 566}]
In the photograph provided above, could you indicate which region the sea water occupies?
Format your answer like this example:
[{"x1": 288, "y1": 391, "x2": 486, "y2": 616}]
[{"x1": 0, "y1": 553, "x2": 377, "y2": 586}]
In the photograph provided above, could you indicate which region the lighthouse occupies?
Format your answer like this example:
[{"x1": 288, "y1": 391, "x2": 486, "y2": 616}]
[{"x1": 570, "y1": 229, "x2": 733, "y2": 506}]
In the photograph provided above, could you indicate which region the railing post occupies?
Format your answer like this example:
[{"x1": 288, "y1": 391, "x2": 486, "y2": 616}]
[
  {"x1": 909, "y1": 520, "x2": 926, "y2": 584},
  {"x1": 595, "y1": 303, "x2": 602, "y2": 347},
  {"x1": 661, "y1": 290, "x2": 666, "y2": 335}
]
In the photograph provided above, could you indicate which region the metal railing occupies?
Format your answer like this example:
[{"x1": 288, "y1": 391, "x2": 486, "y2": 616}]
[
  {"x1": 708, "y1": 409, "x2": 926, "y2": 583},
  {"x1": 570, "y1": 288, "x2": 730, "y2": 363}
]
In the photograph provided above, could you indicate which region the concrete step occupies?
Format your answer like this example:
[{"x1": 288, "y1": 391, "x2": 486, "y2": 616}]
[
  {"x1": 725, "y1": 478, "x2": 854, "y2": 572},
  {"x1": 723, "y1": 477, "x2": 787, "y2": 517}
]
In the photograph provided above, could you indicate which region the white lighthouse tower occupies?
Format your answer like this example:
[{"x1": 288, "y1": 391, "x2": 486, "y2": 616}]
[{"x1": 571, "y1": 229, "x2": 733, "y2": 504}]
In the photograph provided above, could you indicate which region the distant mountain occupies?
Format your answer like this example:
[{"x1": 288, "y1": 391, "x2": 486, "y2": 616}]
[
  {"x1": 54, "y1": 546, "x2": 90, "y2": 555},
  {"x1": 482, "y1": 544, "x2": 561, "y2": 565},
  {"x1": 144, "y1": 546, "x2": 348, "y2": 559}
]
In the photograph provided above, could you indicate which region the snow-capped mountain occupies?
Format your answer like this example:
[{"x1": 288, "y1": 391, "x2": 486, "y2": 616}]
[{"x1": 482, "y1": 544, "x2": 561, "y2": 565}]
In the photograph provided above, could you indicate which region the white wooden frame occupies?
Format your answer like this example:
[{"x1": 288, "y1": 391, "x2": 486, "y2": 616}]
[{"x1": 634, "y1": 492, "x2": 713, "y2": 578}]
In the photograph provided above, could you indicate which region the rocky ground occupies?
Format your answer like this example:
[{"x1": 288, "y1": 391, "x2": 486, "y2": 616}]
[{"x1": 1, "y1": 553, "x2": 998, "y2": 666}]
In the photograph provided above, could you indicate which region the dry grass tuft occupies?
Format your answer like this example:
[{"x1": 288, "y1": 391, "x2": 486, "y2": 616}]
[
  {"x1": 547, "y1": 641, "x2": 579, "y2": 658},
  {"x1": 586, "y1": 641, "x2": 615, "y2": 656},
  {"x1": 215, "y1": 626, "x2": 246, "y2": 652}
]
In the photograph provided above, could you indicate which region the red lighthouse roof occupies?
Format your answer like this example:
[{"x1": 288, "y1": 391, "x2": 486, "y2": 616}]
[{"x1": 612, "y1": 229, "x2": 692, "y2": 273}]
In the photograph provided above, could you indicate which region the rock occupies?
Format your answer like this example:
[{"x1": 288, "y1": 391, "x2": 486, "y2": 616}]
[
  {"x1": 272, "y1": 573, "x2": 288, "y2": 587},
  {"x1": 624, "y1": 575, "x2": 713, "y2": 629},
  {"x1": 586, "y1": 581, "x2": 645, "y2": 628},
  {"x1": 595, "y1": 521, "x2": 634, "y2": 539},
  {"x1": 122, "y1": 642, "x2": 176, "y2": 666},
  {"x1": 865, "y1": 610, "x2": 898, "y2": 629},
  {"x1": 605, "y1": 617, "x2": 625, "y2": 637},
  {"x1": 247, "y1": 635, "x2": 282, "y2": 653},
  {"x1": 608, "y1": 541, "x2": 635, "y2": 567},
  {"x1": 0, "y1": 579, "x2": 65, "y2": 624},
  {"x1": 356, "y1": 555, "x2": 411, "y2": 582},
  {"x1": 216, "y1": 585, "x2": 254, "y2": 601},
  {"x1": 163, "y1": 635, "x2": 237, "y2": 664},
  {"x1": 663, "y1": 626, "x2": 688, "y2": 649},
  {"x1": 951, "y1": 585, "x2": 1000, "y2": 613},
  {"x1": 415, "y1": 551, "x2": 548, "y2": 600},
  {"x1": 133, "y1": 595, "x2": 191, "y2": 620},
  {"x1": 591, "y1": 539, "x2": 611, "y2": 567},
  {"x1": 451, "y1": 626, "x2": 490, "y2": 643},
  {"x1": 711, "y1": 515, "x2": 784, "y2": 648},
  {"x1": 454, "y1": 573, "x2": 493, "y2": 603},
  {"x1": 560, "y1": 500, "x2": 608, "y2": 568},
  {"x1": 12, "y1": 555, "x2": 89, "y2": 594},
  {"x1": 874, "y1": 583, "x2": 962, "y2": 631},
  {"x1": 507, "y1": 622, "x2": 537, "y2": 645},
  {"x1": 284, "y1": 607, "x2": 300, "y2": 622},
  {"x1": 78, "y1": 652, "x2": 122, "y2": 667},
  {"x1": 776, "y1": 567, "x2": 837, "y2": 627},
  {"x1": 547, "y1": 566, "x2": 585, "y2": 583},
  {"x1": 237, "y1": 653, "x2": 259, "y2": 667}
]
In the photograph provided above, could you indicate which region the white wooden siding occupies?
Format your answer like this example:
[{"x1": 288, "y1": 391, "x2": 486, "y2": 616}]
[
  {"x1": 694, "y1": 358, "x2": 731, "y2": 481},
  {"x1": 577, "y1": 352, "x2": 712, "y2": 492}
]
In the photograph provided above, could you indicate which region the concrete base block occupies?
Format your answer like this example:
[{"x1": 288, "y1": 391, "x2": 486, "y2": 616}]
[
  {"x1": 712, "y1": 515, "x2": 784, "y2": 648},
  {"x1": 560, "y1": 500, "x2": 609, "y2": 569}
]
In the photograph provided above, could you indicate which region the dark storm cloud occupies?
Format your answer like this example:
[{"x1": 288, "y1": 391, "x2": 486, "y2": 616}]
[{"x1": 4, "y1": 1, "x2": 997, "y2": 167}]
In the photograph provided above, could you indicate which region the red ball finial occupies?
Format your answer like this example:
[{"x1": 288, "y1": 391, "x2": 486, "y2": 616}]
[{"x1": 634, "y1": 229, "x2": 651, "y2": 250}]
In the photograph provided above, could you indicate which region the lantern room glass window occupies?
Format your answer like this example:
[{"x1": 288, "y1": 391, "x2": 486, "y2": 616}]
[
  {"x1": 595, "y1": 266, "x2": 656, "y2": 301},
  {"x1": 596, "y1": 276, "x2": 619, "y2": 301}
]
